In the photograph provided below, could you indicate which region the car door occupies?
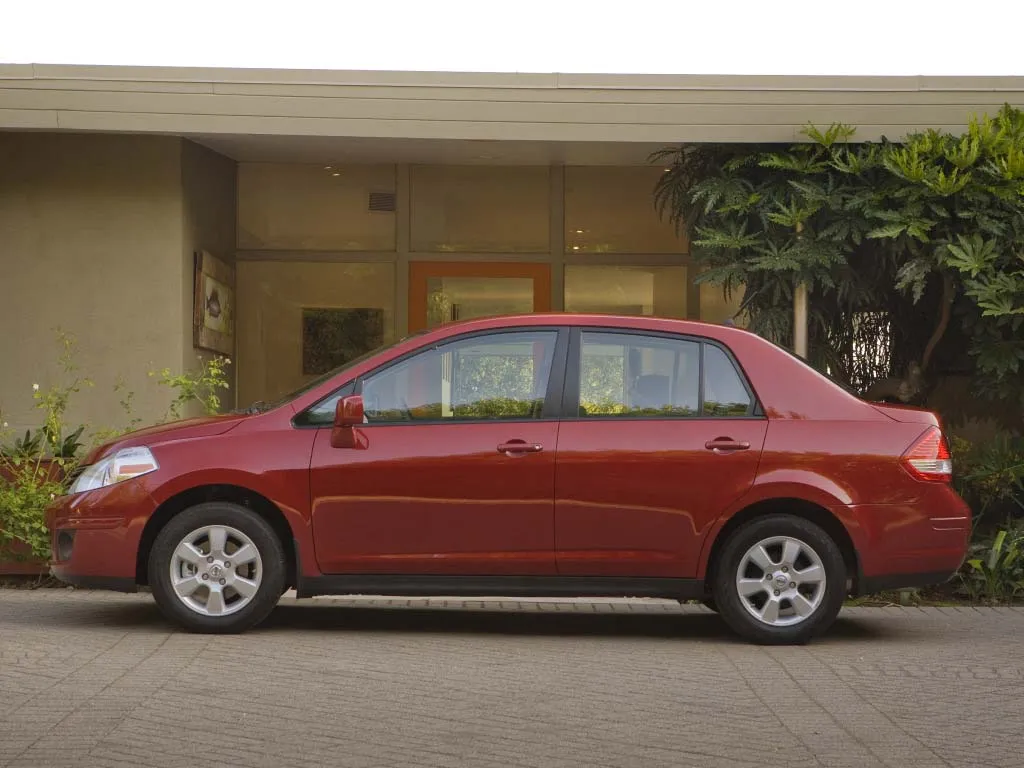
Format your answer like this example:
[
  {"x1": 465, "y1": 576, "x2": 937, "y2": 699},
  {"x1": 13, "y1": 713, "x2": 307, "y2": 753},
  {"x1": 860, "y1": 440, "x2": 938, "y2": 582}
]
[
  {"x1": 309, "y1": 327, "x2": 567, "y2": 575},
  {"x1": 554, "y1": 328, "x2": 767, "y2": 578}
]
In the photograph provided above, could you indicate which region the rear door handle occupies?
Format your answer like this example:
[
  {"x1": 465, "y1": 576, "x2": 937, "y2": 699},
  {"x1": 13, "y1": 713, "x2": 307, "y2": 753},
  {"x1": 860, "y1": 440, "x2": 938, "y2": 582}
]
[
  {"x1": 705, "y1": 438, "x2": 751, "y2": 453},
  {"x1": 497, "y1": 440, "x2": 544, "y2": 455}
]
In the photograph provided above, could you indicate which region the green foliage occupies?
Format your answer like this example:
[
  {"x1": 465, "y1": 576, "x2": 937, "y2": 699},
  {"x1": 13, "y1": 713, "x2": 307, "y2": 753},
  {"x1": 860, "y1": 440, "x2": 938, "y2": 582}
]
[
  {"x1": 4, "y1": 430, "x2": 44, "y2": 459},
  {"x1": 951, "y1": 434, "x2": 1024, "y2": 521},
  {"x1": 151, "y1": 355, "x2": 232, "y2": 421},
  {"x1": 0, "y1": 457, "x2": 62, "y2": 562},
  {"x1": 959, "y1": 526, "x2": 1024, "y2": 603},
  {"x1": 32, "y1": 330, "x2": 93, "y2": 458},
  {"x1": 654, "y1": 104, "x2": 1024, "y2": 404},
  {"x1": 0, "y1": 335, "x2": 238, "y2": 564}
]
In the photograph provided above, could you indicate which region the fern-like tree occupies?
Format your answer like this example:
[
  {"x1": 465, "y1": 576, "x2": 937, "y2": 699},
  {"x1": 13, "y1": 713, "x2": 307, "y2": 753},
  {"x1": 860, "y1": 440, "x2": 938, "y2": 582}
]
[{"x1": 654, "y1": 104, "x2": 1024, "y2": 412}]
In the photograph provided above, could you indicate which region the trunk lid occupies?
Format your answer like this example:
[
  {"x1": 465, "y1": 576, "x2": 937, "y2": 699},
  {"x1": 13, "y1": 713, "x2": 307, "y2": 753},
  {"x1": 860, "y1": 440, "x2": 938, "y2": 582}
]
[{"x1": 869, "y1": 402, "x2": 941, "y2": 426}]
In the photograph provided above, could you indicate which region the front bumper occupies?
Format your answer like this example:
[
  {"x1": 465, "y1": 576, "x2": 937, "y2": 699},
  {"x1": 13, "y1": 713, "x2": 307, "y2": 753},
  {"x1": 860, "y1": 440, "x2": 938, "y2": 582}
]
[{"x1": 47, "y1": 479, "x2": 157, "y2": 588}]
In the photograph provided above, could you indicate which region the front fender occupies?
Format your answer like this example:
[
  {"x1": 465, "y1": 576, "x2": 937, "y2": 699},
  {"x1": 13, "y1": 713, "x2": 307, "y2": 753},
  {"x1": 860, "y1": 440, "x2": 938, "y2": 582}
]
[{"x1": 147, "y1": 470, "x2": 317, "y2": 579}]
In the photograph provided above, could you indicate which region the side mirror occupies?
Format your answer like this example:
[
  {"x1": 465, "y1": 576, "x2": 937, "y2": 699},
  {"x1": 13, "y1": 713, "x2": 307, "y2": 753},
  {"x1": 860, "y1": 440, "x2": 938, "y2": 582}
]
[
  {"x1": 331, "y1": 395, "x2": 365, "y2": 449},
  {"x1": 334, "y1": 394, "x2": 364, "y2": 428}
]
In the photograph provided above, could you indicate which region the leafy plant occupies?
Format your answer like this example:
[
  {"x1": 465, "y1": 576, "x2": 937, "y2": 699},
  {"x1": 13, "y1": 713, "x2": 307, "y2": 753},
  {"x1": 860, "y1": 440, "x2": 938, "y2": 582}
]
[
  {"x1": 959, "y1": 526, "x2": 1024, "y2": 603},
  {"x1": 0, "y1": 458, "x2": 62, "y2": 562},
  {"x1": 3, "y1": 429, "x2": 44, "y2": 459},
  {"x1": 951, "y1": 434, "x2": 1024, "y2": 523},
  {"x1": 654, "y1": 104, "x2": 1024, "y2": 407},
  {"x1": 151, "y1": 355, "x2": 231, "y2": 421},
  {"x1": 32, "y1": 330, "x2": 93, "y2": 456}
]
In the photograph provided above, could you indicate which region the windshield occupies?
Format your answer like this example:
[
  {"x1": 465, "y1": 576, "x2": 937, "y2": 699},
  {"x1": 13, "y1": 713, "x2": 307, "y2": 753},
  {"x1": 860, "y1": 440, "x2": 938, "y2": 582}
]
[{"x1": 243, "y1": 331, "x2": 428, "y2": 414}]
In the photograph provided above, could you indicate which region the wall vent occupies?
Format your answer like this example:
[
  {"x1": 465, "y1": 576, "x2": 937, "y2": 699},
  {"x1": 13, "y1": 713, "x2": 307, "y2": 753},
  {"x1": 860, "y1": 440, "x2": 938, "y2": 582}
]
[{"x1": 368, "y1": 191, "x2": 397, "y2": 212}]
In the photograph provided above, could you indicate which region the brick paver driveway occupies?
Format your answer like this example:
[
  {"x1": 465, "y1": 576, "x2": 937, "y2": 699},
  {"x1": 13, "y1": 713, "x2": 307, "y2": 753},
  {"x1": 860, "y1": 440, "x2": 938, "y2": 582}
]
[{"x1": 1, "y1": 591, "x2": 1022, "y2": 768}]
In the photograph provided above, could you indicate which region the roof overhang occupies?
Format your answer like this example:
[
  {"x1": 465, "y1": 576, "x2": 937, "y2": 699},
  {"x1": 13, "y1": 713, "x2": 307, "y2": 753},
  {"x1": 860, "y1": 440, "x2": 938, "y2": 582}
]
[{"x1": 2, "y1": 63, "x2": 1023, "y2": 164}]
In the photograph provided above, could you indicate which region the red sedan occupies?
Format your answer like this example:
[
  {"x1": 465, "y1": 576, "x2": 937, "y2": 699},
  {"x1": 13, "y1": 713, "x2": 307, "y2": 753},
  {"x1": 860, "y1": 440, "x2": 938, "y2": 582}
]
[{"x1": 47, "y1": 314, "x2": 969, "y2": 644}]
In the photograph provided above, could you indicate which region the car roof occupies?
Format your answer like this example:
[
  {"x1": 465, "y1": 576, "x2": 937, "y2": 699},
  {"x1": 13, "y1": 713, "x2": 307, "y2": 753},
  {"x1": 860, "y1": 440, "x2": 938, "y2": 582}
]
[{"x1": 422, "y1": 313, "x2": 742, "y2": 339}]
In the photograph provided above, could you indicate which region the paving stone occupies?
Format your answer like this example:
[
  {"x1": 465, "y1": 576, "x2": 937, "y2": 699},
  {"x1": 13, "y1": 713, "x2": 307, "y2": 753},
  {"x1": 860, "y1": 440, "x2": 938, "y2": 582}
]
[{"x1": 0, "y1": 591, "x2": 1022, "y2": 767}]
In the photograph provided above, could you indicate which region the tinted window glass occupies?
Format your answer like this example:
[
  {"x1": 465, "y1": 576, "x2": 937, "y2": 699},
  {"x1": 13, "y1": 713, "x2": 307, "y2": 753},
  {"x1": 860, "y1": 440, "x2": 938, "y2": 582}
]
[
  {"x1": 703, "y1": 345, "x2": 753, "y2": 416},
  {"x1": 579, "y1": 332, "x2": 700, "y2": 417},
  {"x1": 361, "y1": 331, "x2": 557, "y2": 423},
  {"x1": 294, "y1": 382, "x2": 356, "y2": 427}
]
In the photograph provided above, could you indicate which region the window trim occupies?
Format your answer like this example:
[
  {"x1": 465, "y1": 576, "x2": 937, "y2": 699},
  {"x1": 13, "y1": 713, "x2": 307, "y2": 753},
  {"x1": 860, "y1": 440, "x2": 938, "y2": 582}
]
[
  {"x1": 294, "y1": 326, "x2": 569, "y2": 428},
  {"x1": 562, "y1": 326, "x2": 763, "y2": 422}
]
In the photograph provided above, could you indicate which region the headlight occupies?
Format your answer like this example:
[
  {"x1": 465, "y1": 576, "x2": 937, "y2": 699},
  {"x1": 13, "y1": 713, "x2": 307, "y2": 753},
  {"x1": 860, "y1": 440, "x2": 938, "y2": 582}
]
[{"x1": 69, "y1": 446, "x2": 159, "y2": 494}]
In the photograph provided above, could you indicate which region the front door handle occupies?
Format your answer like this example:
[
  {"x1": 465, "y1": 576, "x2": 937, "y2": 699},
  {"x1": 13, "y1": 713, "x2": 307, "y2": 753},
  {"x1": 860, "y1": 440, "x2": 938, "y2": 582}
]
[
  {"x1": 497, "y1": 440, "x2": 544, "y2": 455},
  {"x1": 705, "y1": 438, "x2": 751, "y2": 453}
]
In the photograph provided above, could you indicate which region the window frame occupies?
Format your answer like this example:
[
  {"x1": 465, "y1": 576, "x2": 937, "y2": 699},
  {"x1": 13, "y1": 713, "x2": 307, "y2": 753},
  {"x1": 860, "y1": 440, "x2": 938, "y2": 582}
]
[
  {"x1": 561, "y1": 327, "x2": 763, "y2": 421},
  {"x1": 293, "y1": 326, "x2": 570, "y2": 428}
]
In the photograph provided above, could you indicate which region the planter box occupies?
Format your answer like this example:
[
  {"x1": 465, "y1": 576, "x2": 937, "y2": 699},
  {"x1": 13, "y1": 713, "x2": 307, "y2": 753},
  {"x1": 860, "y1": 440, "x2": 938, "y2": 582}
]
[{"x1": 0, "y1": 459, "x2": 64, "y2": 576}]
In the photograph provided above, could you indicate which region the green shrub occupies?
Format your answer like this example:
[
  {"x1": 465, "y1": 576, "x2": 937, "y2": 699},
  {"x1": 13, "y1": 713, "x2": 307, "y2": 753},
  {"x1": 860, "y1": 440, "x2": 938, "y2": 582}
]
[
  {"x1": 952, "y1": 434, "x2": 1024, "y2": 523},
  {"x1": 959, "y1": 526, "x2": 1024, "y2": 603},
  {"x1": 0, "y1": 457, "x2": 64, "y2": 562}
]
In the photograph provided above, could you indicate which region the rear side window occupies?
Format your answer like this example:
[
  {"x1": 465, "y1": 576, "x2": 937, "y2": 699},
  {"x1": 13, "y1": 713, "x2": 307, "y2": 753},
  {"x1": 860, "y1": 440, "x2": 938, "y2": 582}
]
[
  {"x1": 703, "y1": 345, "x2": 753, "y2": 416},
  {"x1": 577, "y1": 331, "x2": 755, "y2": 418}
]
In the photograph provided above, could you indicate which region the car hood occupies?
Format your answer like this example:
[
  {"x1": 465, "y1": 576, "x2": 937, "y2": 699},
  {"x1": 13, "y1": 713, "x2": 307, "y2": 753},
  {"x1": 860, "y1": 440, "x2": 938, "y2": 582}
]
[{"x1": 85, "y1": 414, "x2": 250, "y2": 463}]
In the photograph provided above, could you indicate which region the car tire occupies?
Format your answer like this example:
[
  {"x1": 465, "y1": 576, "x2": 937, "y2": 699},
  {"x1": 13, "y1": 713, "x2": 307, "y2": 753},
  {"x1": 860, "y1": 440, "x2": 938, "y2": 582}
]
[
  {"x1": 148, "y1": 502, "x2": 286, "y2": 634},
  {"x1": 711, "y1": 514, "x2": 845, "y2": 645},
  {"x1": 700, "y1": 598, "x2": 718, "y2": 613}
]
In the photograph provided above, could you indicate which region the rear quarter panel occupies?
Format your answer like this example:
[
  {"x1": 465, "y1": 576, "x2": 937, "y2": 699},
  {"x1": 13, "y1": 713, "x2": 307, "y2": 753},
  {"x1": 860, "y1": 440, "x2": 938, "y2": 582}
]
[{"x1": 692, "y1": 327, "x2": 969, "y2": 581}]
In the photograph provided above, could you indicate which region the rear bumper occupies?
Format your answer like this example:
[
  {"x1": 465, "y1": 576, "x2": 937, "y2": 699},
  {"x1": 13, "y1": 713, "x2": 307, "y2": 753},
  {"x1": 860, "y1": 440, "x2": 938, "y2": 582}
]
[
  {"x1": 46, "y1": 479, "x2": 156, "y2": 589},
  {"x1": 846, "y1": 488, "x2": 970, "y2": 595}
]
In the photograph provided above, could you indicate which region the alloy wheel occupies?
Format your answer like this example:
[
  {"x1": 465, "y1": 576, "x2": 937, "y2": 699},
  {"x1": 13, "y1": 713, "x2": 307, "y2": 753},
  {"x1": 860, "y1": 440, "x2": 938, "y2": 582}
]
[
  {"x1": 169, "y1": 525, "x2": 263, "y2": 617},
  {"x1": 734, "y1": 535, "x2": 826, "y2": 627}
]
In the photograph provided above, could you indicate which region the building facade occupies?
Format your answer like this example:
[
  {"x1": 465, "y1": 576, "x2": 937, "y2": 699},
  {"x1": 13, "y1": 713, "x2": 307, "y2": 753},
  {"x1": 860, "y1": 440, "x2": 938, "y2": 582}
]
[{"x1": 2, "y1": 64, "x2": 1022, "y2": 433}]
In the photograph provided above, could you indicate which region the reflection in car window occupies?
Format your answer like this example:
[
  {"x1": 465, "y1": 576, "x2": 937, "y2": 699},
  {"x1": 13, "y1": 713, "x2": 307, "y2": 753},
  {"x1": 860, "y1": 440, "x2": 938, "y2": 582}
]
[
  {"x1": 703, "y1": 345, "x2": 753, "y2": 416},
  {"x1": 294, "y1": 382, "x2": 356, "y2": 427},
  {"x1": 579, "y1": 332, "x2": 700, "y2": 417},
  {"x1": 361, "y1": 331, "x2": 557, "y2": 423}
]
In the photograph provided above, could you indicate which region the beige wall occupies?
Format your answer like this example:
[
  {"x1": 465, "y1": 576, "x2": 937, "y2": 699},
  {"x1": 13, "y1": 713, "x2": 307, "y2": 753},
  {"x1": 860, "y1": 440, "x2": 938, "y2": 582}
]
[
  {"x1": 181, "y1": 139, "x2": 238, "y2": 408},
  {"x1": 0, "y1": 132, "x2": 235, "y2": 436}
]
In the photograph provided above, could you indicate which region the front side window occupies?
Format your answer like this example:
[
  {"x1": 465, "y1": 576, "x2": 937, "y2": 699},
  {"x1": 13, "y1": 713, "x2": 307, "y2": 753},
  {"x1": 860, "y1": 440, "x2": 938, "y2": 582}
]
[
  {"x1": 361, "y1": 331, "x2": 557, "y2": 423},
  {"x1": 577, "y1": 331, "x2": 754, "y2": 418}
]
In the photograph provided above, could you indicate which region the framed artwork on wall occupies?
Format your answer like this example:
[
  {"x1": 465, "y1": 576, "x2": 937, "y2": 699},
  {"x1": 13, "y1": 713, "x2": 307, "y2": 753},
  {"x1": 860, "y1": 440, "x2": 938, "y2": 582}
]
[{"x1": 193, "y1": 251, "x2": 235, "y2": 356}]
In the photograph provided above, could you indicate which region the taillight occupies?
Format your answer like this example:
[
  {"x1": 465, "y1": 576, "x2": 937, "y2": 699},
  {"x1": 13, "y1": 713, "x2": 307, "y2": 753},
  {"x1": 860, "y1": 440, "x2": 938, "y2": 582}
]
[{"x1": 902, "y1": 427, "x2": 953, "y2": 483}]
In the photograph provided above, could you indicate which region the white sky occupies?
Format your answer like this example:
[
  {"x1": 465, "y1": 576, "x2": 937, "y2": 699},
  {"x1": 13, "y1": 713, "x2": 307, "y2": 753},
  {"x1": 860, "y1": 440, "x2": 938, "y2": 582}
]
[{"x1": 3, "y1": 0, "x2": 1023, "y2": 76}]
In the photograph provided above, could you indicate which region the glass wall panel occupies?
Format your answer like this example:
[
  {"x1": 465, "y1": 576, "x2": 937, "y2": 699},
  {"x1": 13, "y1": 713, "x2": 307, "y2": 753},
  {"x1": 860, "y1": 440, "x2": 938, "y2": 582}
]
[
  {"x1": 426, "y1": 276, "x2": 534, "y2": 328},
  {"x1": 236, "y1": 261, "x2": 396, "y2": 405},
  {"x1": 565, "y1": 167, "x2": 683, "y2": 254},
  {"x1": 564, "y1": 265, "x2": 687, "y2": 318},
  {"x1": 238, "y1": 164, "x2": 396, "y2": 250},
  {"x1": 410, "y1": 166, "x2": 549, "y2": 252}
]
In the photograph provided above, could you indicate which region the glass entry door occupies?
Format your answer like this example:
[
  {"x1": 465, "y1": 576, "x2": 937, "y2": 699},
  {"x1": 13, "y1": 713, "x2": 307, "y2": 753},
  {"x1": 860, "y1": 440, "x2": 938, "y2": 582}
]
[{"x1": 408, "y1": 262, "x2": 551, "y2": 332}]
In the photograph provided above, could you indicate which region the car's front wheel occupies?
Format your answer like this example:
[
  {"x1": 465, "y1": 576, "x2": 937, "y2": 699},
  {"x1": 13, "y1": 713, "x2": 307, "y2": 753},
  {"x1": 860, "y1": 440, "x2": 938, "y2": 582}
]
[
  {"x1": 148, "y1": 502, "x2": 286, "y2": 634},
  {"x1": 711, "y1": 514, "x2": 845, "y2": 645}
]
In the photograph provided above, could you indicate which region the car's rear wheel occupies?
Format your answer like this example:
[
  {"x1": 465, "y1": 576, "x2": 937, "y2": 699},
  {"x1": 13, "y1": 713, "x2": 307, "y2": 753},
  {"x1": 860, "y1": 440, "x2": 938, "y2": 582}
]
[
  {"x1": 149, "y1": 502, "x2": 286, "y2": 634},
  {"x1": 711, "y1": 514, "x2": 845, "y2": 645}
]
